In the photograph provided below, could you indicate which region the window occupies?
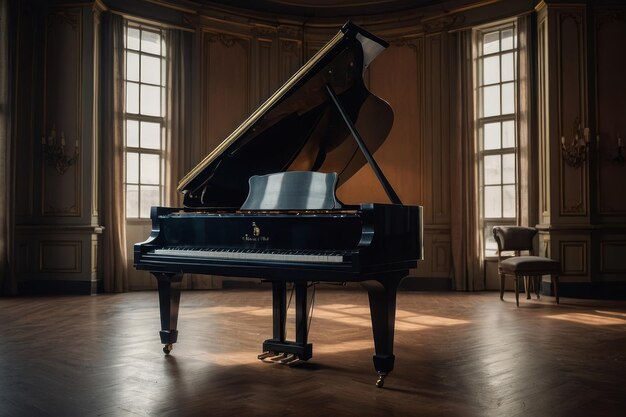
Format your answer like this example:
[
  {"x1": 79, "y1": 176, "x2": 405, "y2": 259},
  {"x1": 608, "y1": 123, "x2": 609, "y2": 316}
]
[
  {"x1": 475, "y1": 24, "x2": 518, "y2": 256},
  {"x1": 123, "y1": 22, "x2": 167, "y2": 219}
]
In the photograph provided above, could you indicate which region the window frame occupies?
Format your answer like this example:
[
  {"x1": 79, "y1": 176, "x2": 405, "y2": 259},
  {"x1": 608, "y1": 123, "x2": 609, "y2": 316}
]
[
  {"x1": 122, "y1": 21, "x2": 168, "y2": 221},
  {"x1": 474, "y1": 21, "x2": 519, "y2": 258}
]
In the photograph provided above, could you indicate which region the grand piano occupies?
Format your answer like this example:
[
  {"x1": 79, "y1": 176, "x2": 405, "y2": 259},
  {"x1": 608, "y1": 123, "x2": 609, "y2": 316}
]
[{"x1": 134, "y1": 21, "x2": 423, "y2": 388}]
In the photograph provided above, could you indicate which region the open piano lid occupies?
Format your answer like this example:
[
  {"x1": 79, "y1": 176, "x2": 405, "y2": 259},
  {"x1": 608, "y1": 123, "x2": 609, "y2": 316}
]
[{"x1": 179, "y1": 22, "x2": 394, "y2": 208}]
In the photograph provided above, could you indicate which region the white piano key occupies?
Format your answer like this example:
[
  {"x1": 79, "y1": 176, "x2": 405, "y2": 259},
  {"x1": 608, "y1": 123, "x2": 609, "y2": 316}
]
[{"x1": 152, "y1": 248, "x2": 346, "y2": 263}]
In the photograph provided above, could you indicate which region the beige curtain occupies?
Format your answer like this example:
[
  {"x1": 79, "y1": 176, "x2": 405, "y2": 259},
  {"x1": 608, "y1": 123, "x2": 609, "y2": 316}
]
[
  {"x1": 166, "y1": 29, "x2": 193, "y2": 208},
  {"x1": 517, "y1": 14, "x2": 535, "y2": 228},
  {"x1": 101, "y1": 12, "x2": 128, "y2": 292},
  {"x1": 0, "y1": 0, "x2": 15, "y2": 295},
  {"x1": 449, "y1": 29, "x2": 484, "y2": 291},
  {"x1": 166, "y1": 28, "x2": 220, "y2": 289}
]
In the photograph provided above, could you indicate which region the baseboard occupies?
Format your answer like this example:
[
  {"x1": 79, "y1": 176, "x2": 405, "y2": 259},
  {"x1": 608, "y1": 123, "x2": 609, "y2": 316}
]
[
  {"x1": 18, "y1": 280, "x2": 101, "y2": 295},
  {"x1": 542, "y1": 281, "x2": 626, "y2": 300}
]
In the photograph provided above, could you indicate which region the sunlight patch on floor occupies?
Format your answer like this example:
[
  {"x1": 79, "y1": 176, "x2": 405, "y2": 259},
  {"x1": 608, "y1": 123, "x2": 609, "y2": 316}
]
[{"x1": 545, "y1": 312, "x2": 626, "y2": 325}]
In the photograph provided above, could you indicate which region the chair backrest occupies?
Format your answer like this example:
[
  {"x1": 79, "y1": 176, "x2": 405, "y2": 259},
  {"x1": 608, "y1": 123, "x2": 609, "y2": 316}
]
[{"x1": 492, "y1": 226, "x2": 537, "y2": 254}]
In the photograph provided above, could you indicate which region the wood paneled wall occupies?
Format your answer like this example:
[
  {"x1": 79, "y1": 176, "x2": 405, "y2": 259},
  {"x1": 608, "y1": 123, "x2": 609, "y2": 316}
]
[
  {"x1": 11, "y1": 0, "x2": 626, "y2": 293},
  {"x1": 13, "y1": 1, "x2": 103, "y2": 294},
  {"x1": 536, "y1": 1, "x2": 626, "y2": 291}
]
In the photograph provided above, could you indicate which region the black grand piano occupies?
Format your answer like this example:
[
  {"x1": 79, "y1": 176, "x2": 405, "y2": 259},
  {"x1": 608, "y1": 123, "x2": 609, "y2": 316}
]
[{"x1": 134, "y1": 21, "x2": 423, "y2": 388}]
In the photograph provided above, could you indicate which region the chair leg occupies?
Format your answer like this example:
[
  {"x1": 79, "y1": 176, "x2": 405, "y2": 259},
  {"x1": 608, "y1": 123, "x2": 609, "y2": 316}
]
[
  {"x1": 514, "y1": 276, "x2": 520, "y2": 307},
  {"x1": 534, "y1": 276, "x2": 540, "y2": 299},
  {"x1": 553, "y1": 276, "x2": 559, "y2": 304},
  {"x1": 499, "y1": 273, "x2": 505, "y2": 301},
  {"x1": 524, "y1": 276, "x2": 531, "y2": 300}
]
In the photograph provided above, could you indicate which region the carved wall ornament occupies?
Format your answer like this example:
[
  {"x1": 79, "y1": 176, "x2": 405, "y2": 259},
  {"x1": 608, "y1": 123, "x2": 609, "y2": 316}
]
[
  {"x1": 423, "y1": 14, "x2": 465, "y2": 33},
  {"x1": 389, "y1": 38, "x2": 420, "y2": 52},
  {"x1": 281, "y1": 39, "x2": 300, "y2": 55},
  {"x1": 50, "y1": 10, "x2": 79, "y2": 31},
  {"x1": 205, "y1": 32, "x2": 246, "y2": 48},
  {"x1": 559, "y1": 11, "x2": 583, "y2": 27},
  {"x1": 251, "y1": 25, "x2": 278, "y2": 37},
  {"x1": 596, "y1": 8, "x2": 626, "y2": 28},
  {"x1": 278, "y1": 26, "x2": 302, "y2": 39}
]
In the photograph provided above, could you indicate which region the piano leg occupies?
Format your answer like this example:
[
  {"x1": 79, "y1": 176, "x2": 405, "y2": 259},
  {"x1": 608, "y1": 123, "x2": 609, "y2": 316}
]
[
  {"x1": 273, "y1": 281, "x2": 287, "y2": 342},
  {"x1": 154, "y1": 272, "x2": 183, "y2": 355},
  {"x1": 361, "y1": 276, "x2": 403, "y2": 388}
]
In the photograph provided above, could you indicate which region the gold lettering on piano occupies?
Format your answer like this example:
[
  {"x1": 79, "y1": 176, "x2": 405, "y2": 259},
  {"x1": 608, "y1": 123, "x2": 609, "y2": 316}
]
[{"x1": 242, "y1": 222, "x2": 269, "y2": 242}]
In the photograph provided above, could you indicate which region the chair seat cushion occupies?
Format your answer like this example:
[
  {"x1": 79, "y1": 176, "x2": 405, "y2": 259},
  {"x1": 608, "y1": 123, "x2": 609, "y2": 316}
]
[{"x1": 500, "y1": 256, "x2": 560, "y2": 274}]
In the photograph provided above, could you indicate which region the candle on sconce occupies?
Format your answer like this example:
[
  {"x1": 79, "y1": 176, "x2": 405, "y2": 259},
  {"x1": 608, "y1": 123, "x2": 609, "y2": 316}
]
[
  {"x1": 584, "y1": 128, "x2": 590, "y2": 142},
  {"x1": 561, "y1": 136, "x2": 565, "y2": 146},
  {"x1": 61, "y1": 132, "x2": 66, "y2": 147}
]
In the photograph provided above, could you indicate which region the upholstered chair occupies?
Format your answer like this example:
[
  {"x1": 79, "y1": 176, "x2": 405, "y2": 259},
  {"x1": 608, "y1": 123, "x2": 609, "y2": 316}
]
[{"x1": 492, "y1": 226, "x2": 560, "y2": 307}]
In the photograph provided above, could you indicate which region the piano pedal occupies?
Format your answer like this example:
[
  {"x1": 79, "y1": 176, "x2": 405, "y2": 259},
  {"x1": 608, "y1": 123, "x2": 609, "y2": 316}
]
[
  {"x1": 257, "y1": 351, "x2": 275, "y2": 360},
  {"x1": 260, "y1": 352, "x2": 288, "y2": 363},
  {"x1": 282, "y1": 355, "x2": 302, "y2": 366},
  {"x1": 277, "y1": 353, "x2": 298, "y2": 365}
]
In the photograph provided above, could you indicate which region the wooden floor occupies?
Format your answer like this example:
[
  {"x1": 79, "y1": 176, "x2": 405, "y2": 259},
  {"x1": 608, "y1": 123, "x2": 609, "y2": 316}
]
[{"x1": 1, "y1": 288, "x2": 625, "y2": 417}]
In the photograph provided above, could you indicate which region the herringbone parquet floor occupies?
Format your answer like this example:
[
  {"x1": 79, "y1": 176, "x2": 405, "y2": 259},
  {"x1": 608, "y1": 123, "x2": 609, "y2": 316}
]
[{"x1": 1, "y1": 288, "x2": 625, "y2": 417}]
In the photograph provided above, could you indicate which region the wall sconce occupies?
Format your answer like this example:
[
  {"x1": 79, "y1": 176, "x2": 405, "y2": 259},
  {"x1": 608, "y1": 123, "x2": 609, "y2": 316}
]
[
  {"x1": 560, "y1": 118, "x2": 589, "y2": 168},
  {"x1": 41, "y1": 125, "x2": 79, "y2": 175}
]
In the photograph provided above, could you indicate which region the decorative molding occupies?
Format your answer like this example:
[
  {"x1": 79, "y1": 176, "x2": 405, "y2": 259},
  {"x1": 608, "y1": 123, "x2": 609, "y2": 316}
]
[
  {"x1": 50, "y1": 10, "x2": 79, "y2": 31},
  {"x1": 562, "y1": 199, "x2": 584, "y2": 214},
  {"x1": 42, "y1": 8, "x2": 83, "y2": 217},
  {"x1": 423, "y1": 14, "x2": 465, "y2": 33},
  {"x1": 91, "y1": 240, "x2": 98, "y2": 273},
  {"x1": 389, "y1": 38, "x2": 420, "y2": 51},
  {"x1": 600, "y1": 242, "x2": 626, "y2": 273},
  {"x1": 39, "y1": 241, "x2": 82, "y2": 273},
  {"x1": 596, "y1": 8, "x2": 626, "y2": 28},
  {"x1": 278, "y1": 25, "x2": 302, "y2": 38},
  {"x1": 250, "y1": 25, "x2": 277, "y2": 37},
  {"x1": 16, "y1": 224, "x2": 104, "y2": 234},
  {"x1": 556, "y1": 7, "x2": 588, "y2": 218},
  {"x1": 559, "y1": 11, "x2": 583, "y2": 26},
  {"x1": 559, "y1": 241, "x2": 587, "y2": 276},
  {"x1": 432, "y1": 241, "x2": 450, "y2": 273},
  {"x1": 205, "y1": 32, "x2": 247, "y2": 48},
  {"x1": 280, "y1": 38, "x2": 300, "y2": 56}
]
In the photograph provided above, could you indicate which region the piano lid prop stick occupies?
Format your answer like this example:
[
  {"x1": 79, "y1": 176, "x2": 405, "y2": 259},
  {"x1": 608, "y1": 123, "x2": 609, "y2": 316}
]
[{"x1": 324, "y1": 83, "x2": 403, "y2": 205}]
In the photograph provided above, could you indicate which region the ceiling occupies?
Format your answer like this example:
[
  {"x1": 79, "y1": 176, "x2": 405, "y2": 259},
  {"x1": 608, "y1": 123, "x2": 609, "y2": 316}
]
[{"x1": 197, "y1": 0, "x2": 451, "y2": 18}]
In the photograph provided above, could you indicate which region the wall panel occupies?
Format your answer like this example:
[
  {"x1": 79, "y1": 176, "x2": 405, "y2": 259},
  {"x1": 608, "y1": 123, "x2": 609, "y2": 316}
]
[
  {"x1": 557, "y1": 9, "x2": 588, "y2": 218},
  {"x1": 42, "y1": 10, "x2": 82, "y2": 216},
  {"x1": 595, "y1": 8, "x2": 626, "y2": 215}
]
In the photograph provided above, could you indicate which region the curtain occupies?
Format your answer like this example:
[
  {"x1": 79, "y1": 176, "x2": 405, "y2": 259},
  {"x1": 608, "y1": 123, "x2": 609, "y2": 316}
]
[
  {"x1": 166, "y1": 29, "x2": 192, "y2": 208},
  {"x1": 166, "y1": 28, "x2": 220, "y2": 289},
  {"x1": 0, "y1": 0, "x2": 15, "y2": 295},
  {"x1": 517, "y1": 14, "x2": 535, "y2": 228},
  {"x1": 449, "y1": 30, "x2": 484, "y2": 291},
  {"x1": 101, "y1": 12, "x2": 128, "y2": 292}
]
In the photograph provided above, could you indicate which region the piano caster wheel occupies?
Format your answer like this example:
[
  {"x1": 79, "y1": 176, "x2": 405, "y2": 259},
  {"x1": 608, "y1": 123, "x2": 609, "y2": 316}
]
[
  {"x1": 163, "y1": 344, "x2": 173, "y2": 355},
  {"x1": 376, "y1": 372, "x2": 387, "y2": 388}
]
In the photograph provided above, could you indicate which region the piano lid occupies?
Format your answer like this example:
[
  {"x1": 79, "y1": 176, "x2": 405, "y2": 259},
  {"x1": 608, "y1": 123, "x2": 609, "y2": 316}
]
[{"x1": 179, "y1": 21, "x2": 394, "y2": 208}]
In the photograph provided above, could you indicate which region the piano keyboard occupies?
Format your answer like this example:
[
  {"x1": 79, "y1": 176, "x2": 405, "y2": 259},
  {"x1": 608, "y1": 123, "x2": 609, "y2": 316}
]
[{"x1": 152, "y1": 247, "x2": 348, "y2": 264}]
